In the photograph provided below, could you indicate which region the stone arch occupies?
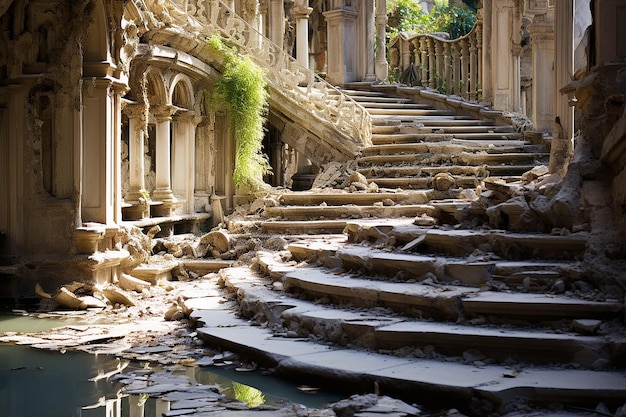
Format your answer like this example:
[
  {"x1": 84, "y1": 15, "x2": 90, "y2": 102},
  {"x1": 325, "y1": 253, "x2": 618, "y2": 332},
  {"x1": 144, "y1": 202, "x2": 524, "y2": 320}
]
[
  {"x1": 83, "y1": 0, "x2": 110, "y2": 70},
  {"x1": 170, "y1": 74, "x2": 195, "y2": 110},
  {"x1": 145, "y1": 68, "x2": 168, "y2": 106},
  {"x1": 169, "y1": 74, "x2": 197, "y2": 214}
]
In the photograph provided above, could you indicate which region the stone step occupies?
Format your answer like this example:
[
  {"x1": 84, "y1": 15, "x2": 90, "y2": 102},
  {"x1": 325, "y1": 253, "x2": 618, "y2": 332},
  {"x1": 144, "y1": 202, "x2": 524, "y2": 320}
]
[
  {"x1": 361, "y1": 176, "x2": 481, "y2": 190},
  {"x1": 288, "y1": 241, "x2": 581, "y2": 289},
  {"x1": 260, "y1": 219, "x2": 348, "y2": 234},
  {"x1": 226, "y1": 260, "x2": 624, "y2": 368},
  {"x1": 343, "y1": 219, "x2": 589, "y2": 260},
  {"x1": 357, "y1": 101, "x2": 434, "y2": 110},
  {"x1": 358, "y1": 165, "x2": 489, "y2": 179},
  {"x1": 362, "y1": 143, "x2": 546, "y2": 160},
  {"x1": 372, "y1": 321, "x2": 615, "y2": 367},
  {"x1": 357, "y1": 154, "x2": 537, "y2": 171},
  {"x1": 349, "y1": 96, "x2": 414, "y2": 104},
  {"x1": 262, "y1": 204, "x2": 438, "y2": 221},
  {"x1": 372, "y1": 133, "x2": 528, "y2": 146},
  {"x1": 278, "y1": 190, "x2": 443, "y2": 206},
  {"x1": 264, "y1": 258, "x2": 624, "y2": 324},
  {"x1": 193, "y1": 314, "x2": 626, "y2": 414},
  {"x1": 282, "y1": 267, "x2": 472, "y2": 321},
  {"x1": 371, "y1": 126, "x2": 518, "y2": 137},
  {"x1": 370, "y1": 115, "x2": 480, "y2": 125},
  {"x1": 462, "y1": 291, "x2": 623, "y2": 321},
  {"x1": 367, "y1": 108, "x2": 457, "y2": 117},
  {"x1": 371, "y1": 118, "x2": 497, "y2": 129},
  {"x1": 367, "y1": 140, "x2": 541, "y2": 156},
  {"x1": 357, "y1": 152, "x2": 548, "y2": 167},
  {"x1": 339, "y1": 88, "x2": 388, "y2": 97},
  {"x1": 371, "y1": 133, "x2": 525, "y2": 145}
]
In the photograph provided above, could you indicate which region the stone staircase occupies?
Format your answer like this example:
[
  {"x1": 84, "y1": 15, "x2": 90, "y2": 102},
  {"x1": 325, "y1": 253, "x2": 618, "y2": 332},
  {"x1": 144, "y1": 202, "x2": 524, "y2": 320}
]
[{"x1": 190, "y1": 87, "x2": 626, "y2": 415}]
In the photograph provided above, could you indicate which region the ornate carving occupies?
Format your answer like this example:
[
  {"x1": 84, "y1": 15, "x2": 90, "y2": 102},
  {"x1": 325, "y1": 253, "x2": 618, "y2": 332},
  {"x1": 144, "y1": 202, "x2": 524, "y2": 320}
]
[
  {"x1": 389, "y1": 18, "x2": 483, "y2": 101},
  {"x1": 147, "y1": 0, "x2": 371, "y2": 147}
]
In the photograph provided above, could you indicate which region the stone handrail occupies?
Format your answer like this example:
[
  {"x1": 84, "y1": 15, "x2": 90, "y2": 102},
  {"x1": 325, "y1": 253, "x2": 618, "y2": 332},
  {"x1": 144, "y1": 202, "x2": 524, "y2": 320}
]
[
  {"x1": 166, "y1": 0, "x2": 371, "y2": 148},
  {"x1": 388, "y1": 15, "x2": 483, "y2": 101}
]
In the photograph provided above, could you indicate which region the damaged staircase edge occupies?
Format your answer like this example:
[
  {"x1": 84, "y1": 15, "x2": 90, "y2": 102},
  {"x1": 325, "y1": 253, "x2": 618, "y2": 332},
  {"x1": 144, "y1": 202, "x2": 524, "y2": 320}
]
[{"x1": 190, "y1": 300, "x2": 626, "y2": 413}]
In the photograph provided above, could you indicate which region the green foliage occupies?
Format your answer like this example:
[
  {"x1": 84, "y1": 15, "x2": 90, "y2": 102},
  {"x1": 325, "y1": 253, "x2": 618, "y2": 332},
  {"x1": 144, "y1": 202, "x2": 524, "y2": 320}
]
[
  {"x1": 387, "y1": 0, "x2": 476, "y2": 39},
  {"x1": 208, "y1": 35, "x2": 271, "y2": 193},
  {"x1": 232, "y1": 382, "x2": 266, "y2": 407}
]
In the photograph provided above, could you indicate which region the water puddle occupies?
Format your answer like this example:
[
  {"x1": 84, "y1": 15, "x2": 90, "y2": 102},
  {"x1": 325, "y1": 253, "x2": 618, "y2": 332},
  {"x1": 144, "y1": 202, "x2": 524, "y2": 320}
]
[{"x1": 0, "y1": 313, "x2": 343, "y2": 416}]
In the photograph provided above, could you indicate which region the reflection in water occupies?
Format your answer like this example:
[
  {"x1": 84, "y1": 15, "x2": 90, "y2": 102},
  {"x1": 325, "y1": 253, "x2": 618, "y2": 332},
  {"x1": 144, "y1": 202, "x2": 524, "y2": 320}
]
[
  {"x1": 0, "y1": 314, "x2": 344, "y2": 417},
  {"x1": 0, "y1": 344, "x2": 125, "y2": 417}
]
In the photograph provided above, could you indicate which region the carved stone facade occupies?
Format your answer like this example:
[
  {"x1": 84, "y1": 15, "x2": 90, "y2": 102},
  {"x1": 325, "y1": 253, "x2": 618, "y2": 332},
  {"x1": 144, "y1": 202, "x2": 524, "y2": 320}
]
[{"x1": 0, "y1": 0, "x2": 624, "y2": 299}]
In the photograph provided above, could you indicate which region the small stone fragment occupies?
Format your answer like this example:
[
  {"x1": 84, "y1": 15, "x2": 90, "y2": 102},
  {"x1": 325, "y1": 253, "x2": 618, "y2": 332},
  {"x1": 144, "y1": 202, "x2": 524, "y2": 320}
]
[
  {"x1": 572, "y1": 319, "x2": 602, "y2": 335},
  {"x1": 433, "y1": 172, "x2": 455, "y2": 191},
  {"x1": 413, "y1": 214, "x2": 436, "y2": 226}
]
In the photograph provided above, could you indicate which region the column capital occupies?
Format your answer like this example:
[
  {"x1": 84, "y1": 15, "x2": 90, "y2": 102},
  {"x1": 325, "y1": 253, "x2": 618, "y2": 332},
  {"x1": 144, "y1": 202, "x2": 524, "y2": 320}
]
[
  {"x1": 151, "y1": 104, "x2": 177, "y2": 122},
  {"x1": 292, "y1": 6, "x2": 312, "y2": 18},
  {"x1": 122, "y1": 102, "x2": 147, "y2": 119},
  {"x1": 174, "y1": 110, "x2": 201, "y2": 125}
]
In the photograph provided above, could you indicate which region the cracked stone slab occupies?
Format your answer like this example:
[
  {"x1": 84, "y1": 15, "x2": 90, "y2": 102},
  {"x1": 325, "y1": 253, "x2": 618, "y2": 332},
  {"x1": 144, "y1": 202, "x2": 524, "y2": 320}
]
[
  {"x1": 462, "y1": 291, "x2": 623, "y2": 320},
  {"x1": 282, "y1": 268, "x2": 473, "y2": 320}
]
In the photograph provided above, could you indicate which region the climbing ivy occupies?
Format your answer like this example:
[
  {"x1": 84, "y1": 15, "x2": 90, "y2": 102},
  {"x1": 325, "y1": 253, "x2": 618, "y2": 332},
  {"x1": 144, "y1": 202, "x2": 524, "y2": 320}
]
[{"x1": 208, "y1": 35, "x2": 271, "y2": 194}]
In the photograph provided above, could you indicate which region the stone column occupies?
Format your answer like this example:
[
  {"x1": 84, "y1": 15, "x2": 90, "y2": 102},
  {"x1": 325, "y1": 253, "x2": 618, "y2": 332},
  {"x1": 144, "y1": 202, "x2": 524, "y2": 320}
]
[
  {"x1": 151, "y1": 105, "x2": 176, "y2": 202},
  {"x1": 194, "y1": 114, "x2": 213, "y2": 213},
  {"x1": 81, "y1": 79, "x2": 120, "y2": 225},
  {"x1": 594, "y1": 0, "x2": 626, "y2": 66},
  {"x1": 491, "y1": 0, "x2": 522, "y2": 112},
  {"x1": 123, "y1": 104, "x2": 147, "y2": 202},
  {"x1": 481, "y1": 0, "x2": 493, "y2": 105},
  {"x1": 552, "y1": 0, "x2": 574, "y2": 174},
  {"x1": 269, "y1": 0, "x2": 285, "y2": 49},
  {"x1": 375, "y1": 0, "x2": 388, "y2": 82},
  {"x1": 0, "y1": 86, "x2": 27, "y2": 252},
  {"x1": 363, "y1": 0, "x2": 377, "y2": 81},
  {"x1": 324, "y1": 6, "x2": 358, "y2": 85},
  {"x1": 172, "y1": 111, "x2": 198, "y2": 214},
  {"x1": 293, "y1": 2, "x2": 312, "y2": 68},
  {"x1": 529, "y1": 10, "x2": 555, "y2": 131}
]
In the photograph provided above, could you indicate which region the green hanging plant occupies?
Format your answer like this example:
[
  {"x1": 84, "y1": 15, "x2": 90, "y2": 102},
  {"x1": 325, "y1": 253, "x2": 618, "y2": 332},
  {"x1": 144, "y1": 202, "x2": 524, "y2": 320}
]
[{"x1": 208, "y1": 35, "x2": 272, "y2": 193}]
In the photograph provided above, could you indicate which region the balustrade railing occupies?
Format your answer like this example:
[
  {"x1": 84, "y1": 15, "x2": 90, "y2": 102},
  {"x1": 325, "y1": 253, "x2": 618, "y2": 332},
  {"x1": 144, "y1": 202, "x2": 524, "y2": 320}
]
[
  {"x1": 388, "y1": 15, "x2": 483, "y2": 101},
  {"x1": 163, "y1": 0, "x2": 371, "y2": 147}
]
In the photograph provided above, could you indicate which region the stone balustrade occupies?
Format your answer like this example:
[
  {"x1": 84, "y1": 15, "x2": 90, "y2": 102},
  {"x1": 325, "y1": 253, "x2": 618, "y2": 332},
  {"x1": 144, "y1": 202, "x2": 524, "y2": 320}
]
[
  {"x1": 389, "y1": 16, "x2": 483, "y2": 102},
  {"x1": 166, "y1": 0, "x2": 372, "y2": 148}
]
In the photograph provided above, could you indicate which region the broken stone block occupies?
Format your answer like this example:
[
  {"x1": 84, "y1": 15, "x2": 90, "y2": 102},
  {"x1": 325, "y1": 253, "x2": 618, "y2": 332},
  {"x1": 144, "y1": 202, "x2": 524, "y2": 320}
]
[
  {"x1": 521, "y1": 165, "x2": 549, "y2": 182},
  {"x1": 413, "y1": 214, "x2": 436, "y2": 226},
  {"x1": 164, "y1": 303, "x2": 185, "y2": 321},
  {"x1": 100, "y1": 286, "x2": 136, "y2": 307},
  {"x1": 342, "y1": 171, "x2": 368, "y2": 189},
  {"x1": 433, "y1": 172, "x2": 455, "y2": 191},
  {"x1": 52, "y1": 287, "x2": 93, "y2": 310},
  {"x1": 118, "y1": 273, "x2": 152, "y2": 292},
  {"x1": 483, "y1": 178, "x2": 515, "y2": 201},
  {"x1": 572, "y1": 319, "x2": 602, "y2": 335},
  {"x1": 199, "y1": 230, "x2": 230, "y2": 253}
]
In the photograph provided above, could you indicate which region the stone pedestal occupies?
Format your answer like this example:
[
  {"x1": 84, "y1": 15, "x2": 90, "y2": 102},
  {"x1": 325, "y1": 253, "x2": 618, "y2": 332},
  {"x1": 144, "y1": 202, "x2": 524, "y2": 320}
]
[{"x1": 74, "y1": 224, "x2": 106, "y2": 254}]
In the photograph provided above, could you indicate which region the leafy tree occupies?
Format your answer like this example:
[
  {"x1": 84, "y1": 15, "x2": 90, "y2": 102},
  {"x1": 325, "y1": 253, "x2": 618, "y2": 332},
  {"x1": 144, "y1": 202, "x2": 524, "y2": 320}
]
[{"x1": 387, "y1": 0, "x2": 476, "y2": 39}]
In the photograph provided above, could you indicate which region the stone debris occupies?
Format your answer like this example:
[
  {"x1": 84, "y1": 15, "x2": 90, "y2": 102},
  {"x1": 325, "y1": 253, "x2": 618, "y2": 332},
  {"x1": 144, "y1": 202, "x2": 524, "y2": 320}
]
[{"x1": 332, "y1": 394, "x2": 421, "y2": 417}]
